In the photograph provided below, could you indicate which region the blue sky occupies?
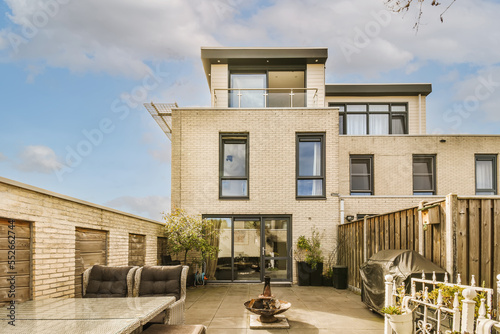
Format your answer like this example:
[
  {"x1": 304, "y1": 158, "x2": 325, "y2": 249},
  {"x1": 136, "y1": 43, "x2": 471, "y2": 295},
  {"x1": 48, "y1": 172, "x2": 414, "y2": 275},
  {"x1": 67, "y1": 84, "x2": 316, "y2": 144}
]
[{"x1": 1, "y1": 0, "x2": 500, "y2": 220}]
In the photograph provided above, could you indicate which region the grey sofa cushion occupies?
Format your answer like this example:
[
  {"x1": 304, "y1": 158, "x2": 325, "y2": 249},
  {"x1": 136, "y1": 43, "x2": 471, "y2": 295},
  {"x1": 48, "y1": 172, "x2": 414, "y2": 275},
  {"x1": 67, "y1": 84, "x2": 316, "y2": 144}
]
[
  {"x1": 139, "y1": 265, "x2": 183, "y2": 300},
  {"x1": 84, "y1": 265, "x2": 133, "y2": 297}
]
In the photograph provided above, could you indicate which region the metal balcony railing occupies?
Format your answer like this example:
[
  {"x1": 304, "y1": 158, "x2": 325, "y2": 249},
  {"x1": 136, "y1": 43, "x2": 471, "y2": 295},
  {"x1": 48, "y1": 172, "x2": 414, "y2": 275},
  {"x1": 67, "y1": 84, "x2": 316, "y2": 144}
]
[{"x1": 213, "y1": 88, "x2": 318, "y2": 108}]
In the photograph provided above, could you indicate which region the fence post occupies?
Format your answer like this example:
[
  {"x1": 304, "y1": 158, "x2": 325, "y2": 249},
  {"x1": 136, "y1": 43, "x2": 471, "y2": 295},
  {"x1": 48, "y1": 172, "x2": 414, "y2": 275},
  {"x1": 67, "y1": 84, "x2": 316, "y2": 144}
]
[
  {"x1": 445, "y1": 193, "x2": 458, "y2": 282},
  {"x1": 497, "y1": 274, "x2": 500, "y2": 321},
  {"x1": 461, "y1": 288, "x2": 477, "y2": 333},
  {"x1": 418, "y1": 201, "x2": 426, "y2": 256},
  {"x1": 384, "y1": 275, "x2": 394, "y2": 334},
  {"x1": 363, "y1": 216, "x2": 368, "y2": 263}
]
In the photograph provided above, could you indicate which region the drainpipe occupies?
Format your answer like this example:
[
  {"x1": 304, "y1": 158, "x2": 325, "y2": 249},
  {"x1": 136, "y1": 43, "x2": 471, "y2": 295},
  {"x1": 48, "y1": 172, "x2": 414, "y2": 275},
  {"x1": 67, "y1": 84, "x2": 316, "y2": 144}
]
[
  {"x1": 340, "y1": 199, "x2": 345, "y2": 224},
  {"x1": 418, "y1": 94, "x2": 422, "y2": 135}
]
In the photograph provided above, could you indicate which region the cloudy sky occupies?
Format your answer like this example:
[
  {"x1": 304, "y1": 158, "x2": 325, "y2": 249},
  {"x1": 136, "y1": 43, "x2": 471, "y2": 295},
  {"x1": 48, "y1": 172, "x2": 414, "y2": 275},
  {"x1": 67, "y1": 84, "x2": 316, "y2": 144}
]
[{"x1": 1, "y1": 0, "x2": 499, "y2": 221}]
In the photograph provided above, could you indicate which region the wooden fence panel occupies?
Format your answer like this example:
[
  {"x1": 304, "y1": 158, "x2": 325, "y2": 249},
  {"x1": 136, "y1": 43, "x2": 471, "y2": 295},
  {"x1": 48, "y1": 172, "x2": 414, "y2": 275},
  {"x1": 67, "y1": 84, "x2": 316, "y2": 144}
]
[
  {"x1": 457, "y1": 199, "x2": 469, "y2": 281},
  {"x1": 494, "y1": 200, "x2": 500, "y2": 294},
  {"x1": 481, "y1": 199, "x2": 493, "y2": 288},
  {"x1": 338, "y1": 197, "x2": 499, "y2": 291},
  {"x1": 468, "y1": 200, "x2": 481, "y2": 286},
  {"x1": 395, "y1": 212, "x2": 401, "y2": 249},
  {"x1": 401, "y1": 210, "x2": 407, "y2": 249},
  {"x1": 440, "y1": 202, "x2": 447, "y2": 270}
]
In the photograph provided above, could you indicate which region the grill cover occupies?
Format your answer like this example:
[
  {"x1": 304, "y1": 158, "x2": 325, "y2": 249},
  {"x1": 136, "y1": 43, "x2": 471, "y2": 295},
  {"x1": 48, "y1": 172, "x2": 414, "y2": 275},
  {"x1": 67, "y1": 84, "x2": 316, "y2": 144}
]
[{"x1": 360, "y1": 249, "x2": 447, "y2": 313}]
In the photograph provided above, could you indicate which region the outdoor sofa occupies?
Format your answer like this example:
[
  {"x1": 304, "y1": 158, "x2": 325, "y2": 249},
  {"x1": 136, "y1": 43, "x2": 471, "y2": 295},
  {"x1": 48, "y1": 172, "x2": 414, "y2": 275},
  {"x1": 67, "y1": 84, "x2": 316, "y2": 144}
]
[{"x1": 133, "y1": 265, "x2": 189, "y2": 325}]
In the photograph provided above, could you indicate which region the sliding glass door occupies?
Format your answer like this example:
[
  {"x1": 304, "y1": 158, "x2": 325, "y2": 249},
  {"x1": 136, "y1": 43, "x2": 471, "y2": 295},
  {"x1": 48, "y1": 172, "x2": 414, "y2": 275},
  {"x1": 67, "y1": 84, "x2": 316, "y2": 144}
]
[{"x1": 205, "y1": 215, "x2": 291, "y2": 282}]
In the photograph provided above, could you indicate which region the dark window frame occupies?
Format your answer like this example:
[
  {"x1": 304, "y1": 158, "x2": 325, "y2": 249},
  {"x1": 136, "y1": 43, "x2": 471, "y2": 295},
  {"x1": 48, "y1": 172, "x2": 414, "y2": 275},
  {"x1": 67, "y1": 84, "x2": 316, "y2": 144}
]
[
  {"x1": 475, "y1": 154, "x2": 497, "y2": 195},
  {"x1": 219, "y1": 133, "x2": 249, "y2": 199},
  {"x1": 329, "y1": 102, "x2": 408, "y2": 135},
  {"x1": 413, "y1": 154, "x2": 437, "y2": 195},
  {"x1": 296, "y1": 133, "x2": 326, "y2": 199},
  {"x1": 350, "y1": 155, "x2": 374, "y2": 195}
]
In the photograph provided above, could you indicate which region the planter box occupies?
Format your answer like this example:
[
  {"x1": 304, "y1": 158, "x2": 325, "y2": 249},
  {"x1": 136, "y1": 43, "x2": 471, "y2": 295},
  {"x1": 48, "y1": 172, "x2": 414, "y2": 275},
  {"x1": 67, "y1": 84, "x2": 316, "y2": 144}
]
[
  {"x1": 297, "y1": 261, "x2": 311, "y2": 286},
  {"x1": 332, "y1": 265, "x2": 348, "y2": 289},
  {"x1": 309, "y1": 262, "x2": 323, "y2": 286}
]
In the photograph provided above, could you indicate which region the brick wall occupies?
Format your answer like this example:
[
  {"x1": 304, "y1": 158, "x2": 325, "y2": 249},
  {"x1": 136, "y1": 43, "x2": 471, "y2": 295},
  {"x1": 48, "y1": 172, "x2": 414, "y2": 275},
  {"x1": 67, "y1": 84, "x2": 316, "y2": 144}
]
[
  {"x1": 172, "y1": 107, "x2": 341, "y2": 280},
  {"x1": 338, "y1": 135, "x2": 500, "y2": 221},
  {"x1": 0, "y1": 177, "x2": 165, "y2": 300}
]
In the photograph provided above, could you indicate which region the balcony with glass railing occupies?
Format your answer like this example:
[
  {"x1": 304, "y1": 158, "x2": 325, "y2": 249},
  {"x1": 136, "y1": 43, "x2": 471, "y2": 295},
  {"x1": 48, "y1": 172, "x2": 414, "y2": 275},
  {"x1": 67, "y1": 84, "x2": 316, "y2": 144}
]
[{"x1": 213, "y1": 88, "x2": 318, "y2": 108}]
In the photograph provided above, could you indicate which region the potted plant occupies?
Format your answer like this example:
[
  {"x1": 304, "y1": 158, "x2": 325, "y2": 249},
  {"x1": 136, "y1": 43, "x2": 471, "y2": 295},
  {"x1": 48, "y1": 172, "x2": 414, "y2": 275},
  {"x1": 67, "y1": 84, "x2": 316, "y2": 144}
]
[
  {"x1": 294, "y1": 227, "x2": 324, "y2": 286},
  {"x1": 322, "y1": 267, "x2": 334, "y2": 286},
  {"x1": 381, "y1": 283, "x2": 415, "y2": 334},
  {"x1": 163, "y1": 208, "x2": 221, "y2": 285}
]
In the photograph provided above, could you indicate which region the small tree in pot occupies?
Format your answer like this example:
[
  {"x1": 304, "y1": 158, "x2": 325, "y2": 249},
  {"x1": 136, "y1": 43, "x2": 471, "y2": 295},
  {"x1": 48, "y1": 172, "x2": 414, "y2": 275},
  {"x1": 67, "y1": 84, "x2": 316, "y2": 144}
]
[
  {"x1": 163, "y1": 208, "x2": 221, "y2": 284},
  {"x1": 294, "y1": 227, "x2": 324, "y2": 286}
]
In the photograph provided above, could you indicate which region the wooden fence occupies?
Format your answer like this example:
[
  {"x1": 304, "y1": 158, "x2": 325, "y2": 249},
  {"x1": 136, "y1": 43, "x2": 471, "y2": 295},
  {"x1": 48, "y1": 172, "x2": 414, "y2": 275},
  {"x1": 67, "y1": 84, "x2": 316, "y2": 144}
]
[{"x1": 337, "y1": 194, "x2": 500, "y2": 292}]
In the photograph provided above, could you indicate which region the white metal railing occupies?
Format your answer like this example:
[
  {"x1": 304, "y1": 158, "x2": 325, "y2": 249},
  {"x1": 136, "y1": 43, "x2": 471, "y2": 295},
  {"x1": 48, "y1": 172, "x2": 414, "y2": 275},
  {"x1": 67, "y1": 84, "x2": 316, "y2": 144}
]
[
  {"x1": 213, "y1": 88, "x2": 318, "y2": 108},
  {"x1": 384, "y1": 272, "x2": 500, "y2": 334}
]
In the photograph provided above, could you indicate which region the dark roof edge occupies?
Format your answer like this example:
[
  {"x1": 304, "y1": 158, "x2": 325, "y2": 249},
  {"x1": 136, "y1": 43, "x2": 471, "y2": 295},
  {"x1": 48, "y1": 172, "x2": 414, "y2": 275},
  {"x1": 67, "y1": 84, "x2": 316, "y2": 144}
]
[
  {"x1": 325, "y1": 83, "x2": 432, "y2": 96},
  {"x1": 201, "y1": 47, "x2": 328, "y2": 62}
]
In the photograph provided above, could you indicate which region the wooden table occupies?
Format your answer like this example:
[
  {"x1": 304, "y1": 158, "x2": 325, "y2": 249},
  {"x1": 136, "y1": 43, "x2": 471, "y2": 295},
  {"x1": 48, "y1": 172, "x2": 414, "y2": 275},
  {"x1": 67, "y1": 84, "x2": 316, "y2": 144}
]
[{"x1": 1, "y1": 296, "x2": 176, "y2": 333}]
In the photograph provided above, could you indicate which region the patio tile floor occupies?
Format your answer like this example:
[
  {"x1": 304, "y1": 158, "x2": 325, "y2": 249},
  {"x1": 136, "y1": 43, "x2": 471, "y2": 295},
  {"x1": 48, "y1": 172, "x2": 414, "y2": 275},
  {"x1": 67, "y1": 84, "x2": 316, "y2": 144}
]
[{"x1": 185, "y1": 284, "x2": 384, "y2": 333}]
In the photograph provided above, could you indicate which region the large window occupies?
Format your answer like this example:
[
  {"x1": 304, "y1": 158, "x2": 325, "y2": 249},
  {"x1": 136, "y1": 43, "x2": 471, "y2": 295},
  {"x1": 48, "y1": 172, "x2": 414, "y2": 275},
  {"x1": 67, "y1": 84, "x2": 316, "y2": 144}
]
[
  {"x1": 475, "y1": 154, "x2": 497, "y2": 195},
  {"x1": 230, "y1": 73, "x2": 266, "y2": 108},
  {"x1": 329, "y1": 103, "x2": 408, "y2": 135},
  {"x1": 296, "y1": 133, "x2": 325, "y2": 198},
  {"x1": 229, "y1": 70, "x2": 305, "y2": 108},
  {"x1": 220, "y1": 134, "x2": 249, "y2": 198},
  {"x1": 350, "y1": 155, "x2": 373, "y2": 195},
  {"x1": 413, "y1": 155, "x2": 436, "y2": 195}
]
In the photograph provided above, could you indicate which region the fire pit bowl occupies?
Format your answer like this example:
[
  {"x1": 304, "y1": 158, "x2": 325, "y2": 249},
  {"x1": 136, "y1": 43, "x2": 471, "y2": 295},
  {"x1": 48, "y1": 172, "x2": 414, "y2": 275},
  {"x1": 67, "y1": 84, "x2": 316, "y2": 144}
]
[{"x1": 244, "y1": 298, "x2": 291, "y2": 323}]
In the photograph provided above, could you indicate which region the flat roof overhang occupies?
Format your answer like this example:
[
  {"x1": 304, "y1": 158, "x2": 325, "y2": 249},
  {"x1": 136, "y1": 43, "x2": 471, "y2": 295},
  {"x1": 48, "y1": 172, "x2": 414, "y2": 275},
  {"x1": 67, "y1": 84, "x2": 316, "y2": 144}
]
[
  {"x1": 201, "y1": 47, "x2": 328, "y2": 88},
  {"x1": 326, "y1": 83, "x2": 432, "y2": 96}
]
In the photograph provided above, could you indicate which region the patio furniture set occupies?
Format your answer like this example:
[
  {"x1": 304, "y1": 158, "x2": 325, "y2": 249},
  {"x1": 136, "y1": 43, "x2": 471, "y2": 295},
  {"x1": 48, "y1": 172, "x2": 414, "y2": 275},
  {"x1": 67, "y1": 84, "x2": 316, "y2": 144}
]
[{"x1": 1, "y1": 265, "x2": 206, "y2": 334}]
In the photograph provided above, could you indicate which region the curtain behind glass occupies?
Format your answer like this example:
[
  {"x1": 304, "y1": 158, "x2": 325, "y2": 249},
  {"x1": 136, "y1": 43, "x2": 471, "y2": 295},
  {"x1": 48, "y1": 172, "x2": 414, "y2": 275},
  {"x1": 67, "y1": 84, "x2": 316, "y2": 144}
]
[
  {"x1": 347, "y1": 114, "x2": 367, "y2": 135},
  {"x1": 476, "y1": 160, "x2": 493, "y2": 189},
  {"x1": 299, "y1": 141, "x2": 321, "y2": 176},
  {"x1": 369, "y1": 114, "x2": 389, "y2": 135}
]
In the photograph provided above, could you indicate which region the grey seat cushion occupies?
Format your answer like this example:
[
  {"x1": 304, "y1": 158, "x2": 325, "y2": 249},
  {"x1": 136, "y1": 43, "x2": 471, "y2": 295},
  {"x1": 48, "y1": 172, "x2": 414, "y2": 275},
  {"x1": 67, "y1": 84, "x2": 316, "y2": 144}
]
[
  {"x1": 139, "y1": 265, "x2": 183, "y2": 300},
  {"x1": 84, "y1": 265, "x2": 133, "y2": 297}
]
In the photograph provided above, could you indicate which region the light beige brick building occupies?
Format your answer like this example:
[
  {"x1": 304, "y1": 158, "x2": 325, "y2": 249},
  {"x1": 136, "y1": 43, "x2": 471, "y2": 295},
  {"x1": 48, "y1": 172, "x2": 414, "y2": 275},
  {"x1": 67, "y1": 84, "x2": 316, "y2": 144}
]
[{"x1": 146, "y1": 47, "x2": 500, "y2": 284}]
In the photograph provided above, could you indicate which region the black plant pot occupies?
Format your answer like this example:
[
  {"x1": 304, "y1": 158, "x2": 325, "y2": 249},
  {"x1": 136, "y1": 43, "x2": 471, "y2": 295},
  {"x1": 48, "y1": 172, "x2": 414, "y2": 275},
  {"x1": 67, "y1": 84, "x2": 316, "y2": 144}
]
[
  {"x1": 297, "y1": 261, "x2": 311, "y2": 286},
  {"x1": 309, "y1": 262, "x2": 323, "y2": 286},
  {"x1": 332, "y1": 265, "x2": 348, "y2": 289},
  {"x1": 322, "y1": 275, "x2": 333, "y2": 286}
]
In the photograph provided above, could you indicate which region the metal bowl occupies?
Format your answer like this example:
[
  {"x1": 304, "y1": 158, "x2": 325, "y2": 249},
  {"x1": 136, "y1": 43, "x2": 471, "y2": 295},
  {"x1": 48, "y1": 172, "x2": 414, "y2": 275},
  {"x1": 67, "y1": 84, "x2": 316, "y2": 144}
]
[{"x1": 244, "y1": 298, "x2": 291, "y2": 323}]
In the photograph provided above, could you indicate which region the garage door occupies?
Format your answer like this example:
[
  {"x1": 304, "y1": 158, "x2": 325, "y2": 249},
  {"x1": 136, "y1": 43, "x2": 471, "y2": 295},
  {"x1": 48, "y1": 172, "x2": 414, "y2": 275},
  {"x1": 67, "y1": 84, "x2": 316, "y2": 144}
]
[
  {"x1": 75, "y1": 228, "x2": 107, "y2": 297},
  {"x1": 128, "y1": 233, "x2": 145, "y2": 266},
  {"x1": 0, "y1": 218, "x2": 31, "y2": 304}
]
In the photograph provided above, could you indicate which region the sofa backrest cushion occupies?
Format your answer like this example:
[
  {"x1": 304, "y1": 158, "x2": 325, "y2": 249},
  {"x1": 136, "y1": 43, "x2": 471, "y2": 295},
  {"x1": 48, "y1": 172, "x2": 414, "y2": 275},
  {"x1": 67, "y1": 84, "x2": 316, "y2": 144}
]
[
  {"x1": 139, "y1": 265, "x2": 182, "y2": 300},
  {"x1": 85, "y1": 265, "x2": 133, "y2": 298}
]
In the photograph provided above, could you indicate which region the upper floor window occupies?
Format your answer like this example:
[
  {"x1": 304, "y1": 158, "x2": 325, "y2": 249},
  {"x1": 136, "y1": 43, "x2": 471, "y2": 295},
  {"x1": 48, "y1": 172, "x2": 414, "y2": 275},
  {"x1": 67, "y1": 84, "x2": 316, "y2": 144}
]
[
  {"x1": 413, "y1": 155, "x2": 436, "y2": 195},
  {"x1": 220, "y1": 134, "x2": 249, "y2": 199},
  {"x1": 329, "y1": 103, "x2": 408, "y2": 135},
  {"x1": 297, "y1": 133, "x2": 325, "y2": 198},
  {"x1": 229, "y1": 70, "x2": 305, "y2": 108},
  {"x1": 475, "y1": 154, "x2": 497, "y2": 195},
  {"x1": 350, "y1": 155, "x2": 373, "y2": 195}
]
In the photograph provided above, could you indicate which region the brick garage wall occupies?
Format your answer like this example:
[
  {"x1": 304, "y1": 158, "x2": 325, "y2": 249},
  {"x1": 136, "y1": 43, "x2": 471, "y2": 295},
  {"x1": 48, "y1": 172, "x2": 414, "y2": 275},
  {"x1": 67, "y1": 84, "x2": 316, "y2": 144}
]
[
  {"x1": 172, "y1": 108, "x2": 340, "y2": 281},
  {"x1": 0, "y1": 177, "x2": 165, "y2": 300}
]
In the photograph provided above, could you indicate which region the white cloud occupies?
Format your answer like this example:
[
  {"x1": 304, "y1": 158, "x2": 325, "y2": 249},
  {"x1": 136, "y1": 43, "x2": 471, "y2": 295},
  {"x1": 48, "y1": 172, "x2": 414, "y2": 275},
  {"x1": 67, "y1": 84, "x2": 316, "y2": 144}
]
[
  {"x1": 16, "y1": 145, "x2": 62, "y2": 173},
  {"x1": 1, "y1": 0, "x2": 222, "y2": 79},
  {"x1": 2, "y1": 0, "x2": 500, "y2": 82},
  {"x1": 0, "y1": 152, "x2": 7, "y2": 162},
  {"x1": 106, "y1": 195, "x2": 170, "y2": 221}
]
